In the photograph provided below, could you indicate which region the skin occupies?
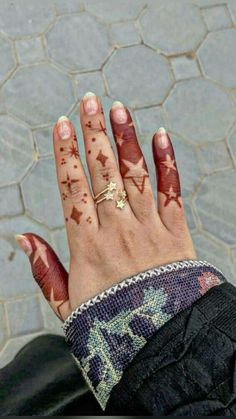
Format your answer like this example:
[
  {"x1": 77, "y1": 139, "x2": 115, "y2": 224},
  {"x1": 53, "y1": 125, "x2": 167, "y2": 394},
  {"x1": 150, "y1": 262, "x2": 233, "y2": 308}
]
[{"x1": 16, "y1": 94, "x2": 196, "y2": 321}]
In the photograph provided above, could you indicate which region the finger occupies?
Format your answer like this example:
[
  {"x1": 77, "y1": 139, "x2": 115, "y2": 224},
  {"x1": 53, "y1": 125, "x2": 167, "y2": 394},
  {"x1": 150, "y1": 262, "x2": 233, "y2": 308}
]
[
  {"x1": 80, "y1": 92, "x2": 133, "y2": 223},
  {"x1": 15, "y1": 233, "x2": 71, "y2": 321},
  {"x1": 152, "y1": 128, "x2": 186, "y2": 232},
  {"x1": 53, "y1": 116, "x2": 98, "y2": 244},
  {"x1": 110, "y1": 101, "x2": 158, "y2": 223}
]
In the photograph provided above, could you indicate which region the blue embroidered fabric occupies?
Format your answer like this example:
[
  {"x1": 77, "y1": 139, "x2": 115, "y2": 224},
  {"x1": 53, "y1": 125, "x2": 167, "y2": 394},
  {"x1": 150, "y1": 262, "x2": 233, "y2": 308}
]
[{"x1": 63, "y1": 261, "x2": 225, "y2": 410}]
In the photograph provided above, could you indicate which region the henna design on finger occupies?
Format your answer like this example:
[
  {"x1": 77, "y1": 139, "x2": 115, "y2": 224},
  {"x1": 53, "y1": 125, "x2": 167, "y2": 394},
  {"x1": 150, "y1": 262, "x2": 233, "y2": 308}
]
[
  {"x1": 103, "y1": 172, "x2": 109, "y2": 182},
  {"x1": 86, "y1": 216, "x2": 92, "y2": 224},
  {"x1": 110, "y1": 107, "x2": 149, "y2": 194},
  {"x1": 71, "y1": 206, "x2": 83, "y2": 224},
  {"x1": 96, "y1": 149, "x2": 108, "y2": 167},
  {"x1": 22, "y1": 234, "x2": 69, "y2": 320},
  {"x1": 61, "y1": 172, "x2": 79, "y2": 196},
  {"x1": 85, "y1": 120, "x2": 107, "y2": 136},
  {"x1": 153, "y1": 129, "x2": 182, "y2": 208}
]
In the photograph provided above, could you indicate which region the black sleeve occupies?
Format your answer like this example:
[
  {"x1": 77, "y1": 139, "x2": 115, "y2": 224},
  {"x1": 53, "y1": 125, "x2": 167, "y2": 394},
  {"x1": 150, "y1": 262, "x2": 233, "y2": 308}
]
[{"x1": 106, "y1": 282, "x2": 236, "y2": 416}]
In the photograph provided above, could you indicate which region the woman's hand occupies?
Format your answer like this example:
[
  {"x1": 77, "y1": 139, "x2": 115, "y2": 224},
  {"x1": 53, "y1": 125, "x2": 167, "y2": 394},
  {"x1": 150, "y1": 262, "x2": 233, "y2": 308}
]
[{"x1": 16, "y1": 93, "x2": 196, "y2": 321}]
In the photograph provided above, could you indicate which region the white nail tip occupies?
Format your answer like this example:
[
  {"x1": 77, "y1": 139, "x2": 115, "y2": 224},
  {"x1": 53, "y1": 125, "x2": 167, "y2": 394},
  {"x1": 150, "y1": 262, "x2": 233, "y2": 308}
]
[
  {"x1": 58, "y1": 115, "x2": 69, "y2": 122},
  {"x1": 112, "y1": 101, "x2": 124, "y2": 108},
  {"x1": 83, "y1": 91, "x2": 96, "y2": 98},
  {"x1": 157, "y1": 127, "x2": 166, "y2": 134}
]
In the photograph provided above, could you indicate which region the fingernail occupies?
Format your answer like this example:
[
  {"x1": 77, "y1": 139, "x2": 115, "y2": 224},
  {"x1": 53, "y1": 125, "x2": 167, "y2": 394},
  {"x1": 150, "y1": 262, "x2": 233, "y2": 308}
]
[
  {"x1": 83, "y1": 92, "x2": 99, "y2": 115},
  {"x1": 15, "y1": 234, "x2": 32, "y2": 257},
  {"x1": 111, "y1": 101, "x2": 128, "y2": 124},
  {"x1": 57, "y1": 116, "x2": 72, "y2": 140},
  {"x1": 156, "y1": 127, "x2": 169, "y2": 149}
]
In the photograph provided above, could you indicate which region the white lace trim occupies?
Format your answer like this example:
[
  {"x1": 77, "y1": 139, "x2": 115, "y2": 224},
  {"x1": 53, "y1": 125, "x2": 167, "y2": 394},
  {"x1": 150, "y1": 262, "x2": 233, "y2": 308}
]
[{"x1": 62, "y1": 259, "x2": 223, "y2": 332}]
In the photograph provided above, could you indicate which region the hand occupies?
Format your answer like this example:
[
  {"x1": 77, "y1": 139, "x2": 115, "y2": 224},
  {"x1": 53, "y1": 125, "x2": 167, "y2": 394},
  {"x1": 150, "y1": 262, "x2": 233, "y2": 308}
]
[{"x1": 16, "y1": 93, "x2": 196, "y2": 321}]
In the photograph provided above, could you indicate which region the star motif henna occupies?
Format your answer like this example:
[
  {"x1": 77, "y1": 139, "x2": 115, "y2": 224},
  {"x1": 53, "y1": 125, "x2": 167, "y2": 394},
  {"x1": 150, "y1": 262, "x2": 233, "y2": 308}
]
[
  {"x1": 67, "y1": 142, "x2": 79, "y2": 159},
  {"x1": 70, "y1": 206, "x2": 83, "y2": 224},
  {"x1": 61, "y1": 173, "x2": 79, "y2": 195},
  {"x1": 49, "y1": 287, "x2": 65, "y2": 319},
  {"x1": 164, "y1": 185, "x2": 182, "y2": 208},
  {"x1": 33, "y1": 237, "x2": 49, "y2": 268},
  {"x1": 122, "y1": 157, "x2": 149, "y2": 194},
  {"x1": 115, "y1": 130, "x2": 124, "y2": 147},
  {"x1": 161, "y1": 154, "x2": 176, "y2": 174},
  {"x1": 96, "y1": 149, "x2": 108, "y2": 167},
  {"x1": 116, "y1": 199, "x2": 125, "y2": 209}
]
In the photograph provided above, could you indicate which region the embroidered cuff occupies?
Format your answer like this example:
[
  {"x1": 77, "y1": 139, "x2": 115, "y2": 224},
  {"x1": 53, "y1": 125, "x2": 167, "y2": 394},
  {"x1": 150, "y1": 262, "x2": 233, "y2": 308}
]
[{"x1": 63, "y1": 260, "x2": 225, "y2": 410}]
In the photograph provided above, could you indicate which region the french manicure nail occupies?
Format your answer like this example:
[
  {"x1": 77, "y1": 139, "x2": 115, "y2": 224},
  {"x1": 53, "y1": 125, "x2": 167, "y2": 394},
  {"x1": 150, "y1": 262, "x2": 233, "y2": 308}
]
[
  {"x1": 111, "y1": 101, "x2": 128, "y2": 124},
  {"x1": 57, "y1": 116, "x2": 72, "y2": 140},
  {"x1": 15, "y1": 234, "x2": 32, "y2": 257},
  {"x1": 156, "y1": 127, "x2": 169, "y2": 149},
  {"x1": 83, "y1": 92, "x2": 99, "y2": 115}
]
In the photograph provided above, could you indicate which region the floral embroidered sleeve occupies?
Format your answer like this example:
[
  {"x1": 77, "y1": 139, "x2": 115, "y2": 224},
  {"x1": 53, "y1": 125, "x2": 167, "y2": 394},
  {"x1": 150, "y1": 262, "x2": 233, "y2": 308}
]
[{"x1": 62, "y1": 260, "x2": 226, "y2": 410}]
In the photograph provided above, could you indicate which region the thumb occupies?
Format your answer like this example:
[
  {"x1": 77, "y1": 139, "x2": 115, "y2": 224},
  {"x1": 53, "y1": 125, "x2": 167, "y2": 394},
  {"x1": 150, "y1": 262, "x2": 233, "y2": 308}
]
[{"x1": 15, "y1": 233, "x2": 71, "y2": 321}]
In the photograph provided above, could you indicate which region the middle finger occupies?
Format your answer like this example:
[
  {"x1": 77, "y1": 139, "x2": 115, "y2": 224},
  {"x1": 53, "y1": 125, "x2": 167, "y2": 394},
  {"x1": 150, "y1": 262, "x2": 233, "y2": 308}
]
[{"x1": 80, "y1": 93, "x2": 133, "y2": 223}]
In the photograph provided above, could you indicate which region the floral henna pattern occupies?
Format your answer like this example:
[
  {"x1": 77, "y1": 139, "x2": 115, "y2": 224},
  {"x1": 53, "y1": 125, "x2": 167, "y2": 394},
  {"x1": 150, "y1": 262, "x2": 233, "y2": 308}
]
[
  {"x1": 110, "y1": 108, "x2": 149, "y2": 194},
  {"x1": 153, "y1": 130, "x2": 182, "y2": 208},
  {"x1": 23, "y1": 234, "x2": 69, "y2": 320}
]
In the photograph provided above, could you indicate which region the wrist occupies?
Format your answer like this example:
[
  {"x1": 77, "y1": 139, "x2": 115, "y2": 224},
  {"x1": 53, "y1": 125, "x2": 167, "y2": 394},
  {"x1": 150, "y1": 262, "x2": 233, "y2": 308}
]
[{"x1": 63, "y1": 260, "x2": 225, "y2": 410}]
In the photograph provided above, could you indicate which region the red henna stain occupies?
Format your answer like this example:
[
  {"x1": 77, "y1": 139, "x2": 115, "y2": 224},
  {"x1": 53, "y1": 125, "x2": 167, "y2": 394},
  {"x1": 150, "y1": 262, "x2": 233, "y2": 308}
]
[
  {"x1": 83, "y1": 193, "x2": 87, "y2": 197},
  {"x1": 60, "y1": 147, "x2": 64, "y2": 152},
  {"x1": 86, "y1": 121, "x2": 92, "y2": 128},
  {"x1": 86, "y1": 120, "x2": 107, "y2": 136},
  {"x1": 103, "y1": 172, "x2": 109, "y2": 182},
  {"x1": 73, "y1": 133, "x2": 77, "y2": 141},
  {"x1": 61, "y1": 158, "x2": 66, "y2": 166},
  {"x1": 96, "y1": 149, "x2": 108, "y2": 167},
  {"x1": 110, "y1": 108, "x2": 148, "y2": 194},
  {"x1": 71, "y1": 206, "x2": 83, "y2": 225},
  {"x1": 23, "y1": 233, "x2": 69, "y2": 319},
  {"x1": 86, "y1": 216, "x2": 92, "y2": 224},
  {"x1": 88, "y1": 150, "x2": 91, "y2": 155},
  {"x1": 152, "y1": 132, "x2": 181, "y2": 208},
  {"x1": 61, "y1": 172, "x2": 79, "y2": 196},
  {"x1": 65, "y1": 217, "x2": 68, "y2": 222},
  {"x1": 92, "y1": 137, "x2": 96, "y2": 142},
  {"x1": 74, "y1": 165, "x2": 78, "y2": 168}
]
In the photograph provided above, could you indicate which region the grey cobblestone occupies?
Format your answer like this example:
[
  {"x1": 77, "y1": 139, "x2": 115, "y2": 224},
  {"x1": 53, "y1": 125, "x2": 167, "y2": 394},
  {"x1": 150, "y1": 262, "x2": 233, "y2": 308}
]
[
  {"x1": 0, "y1": 0, "x2": 235, "y2": 368},
  {"x1": 140, "y1": 1, "x2": 206, "y2": 55},
  {"x1": 104, "y1": 45, "x2": 174, "y2": 107},
  {"x1": 109, "y1": 21, "x2": 141, "y2": 47},
  {"x1": 6, "y1": 295, "x2": 43, "y2": 337},
  {"x1": 0, "y1": 184, "x2": 23, "y2": 217},
  {"x1": 202, "y1": 5, "x2": 233, "y2": 31},
  {"x1": 15, "y1": 37, "x2": 46, "y2": 65}
]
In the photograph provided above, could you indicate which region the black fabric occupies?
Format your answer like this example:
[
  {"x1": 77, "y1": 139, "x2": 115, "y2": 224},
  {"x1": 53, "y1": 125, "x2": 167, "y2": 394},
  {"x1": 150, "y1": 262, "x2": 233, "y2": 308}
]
[
  {"x1": 106, "y1": 282, "x2": 236, "y2": 416},
  {"x1": 0, "y1": 334, "x2": 102, "y2": 416}
]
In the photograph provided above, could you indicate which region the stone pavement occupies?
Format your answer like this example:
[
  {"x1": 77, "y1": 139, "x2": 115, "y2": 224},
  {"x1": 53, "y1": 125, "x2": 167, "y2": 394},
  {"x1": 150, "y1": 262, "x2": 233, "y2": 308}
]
[{"x1": 0, "y1": 0, "x2": 236, "y2": 367}]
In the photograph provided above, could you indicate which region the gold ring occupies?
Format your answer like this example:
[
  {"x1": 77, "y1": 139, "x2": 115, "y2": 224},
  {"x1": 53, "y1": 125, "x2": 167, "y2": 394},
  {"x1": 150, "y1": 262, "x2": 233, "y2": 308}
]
[{"x1": 93, "y1": 181, "x2": 128, "y2": 209}]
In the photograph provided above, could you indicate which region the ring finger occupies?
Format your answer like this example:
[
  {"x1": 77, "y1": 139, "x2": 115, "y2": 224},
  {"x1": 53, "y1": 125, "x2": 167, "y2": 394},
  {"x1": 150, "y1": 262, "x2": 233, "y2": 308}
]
[{"x1": 79, "y1": 92, "x2": 133, "y2": 224}]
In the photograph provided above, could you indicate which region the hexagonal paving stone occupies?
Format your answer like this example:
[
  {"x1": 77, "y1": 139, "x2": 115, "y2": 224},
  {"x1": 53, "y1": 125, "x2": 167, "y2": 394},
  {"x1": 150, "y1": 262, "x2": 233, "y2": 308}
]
[
  {"x1": 192, "y1": 231, "x2": 236, "y2": 282},
  {"x1": 0, "y1": 184, "x2": 23, "y2": 217},
  {"x1": 0, "y1": 115, "x2": 34, "y2": 186},
  {"x1": 0, "y1": 36, "x2": 15, "y2": 85},
  {"x1": 202, "y1": 5, "x2": 233, "y2": 31},
  {"x1": 7, "y1": 295, "x2": 44, "y2": 337},
  {"x1": 0, "y1": 237, "x2": 38, "y2": 299},
  {"x1": 21, "y1": 158, "x2": 64, "y2": 229},
  {"x1": 3, "y1": 64, "x2": 75, "y2": 126},
  {"x1": 109, "y1": 21, "x2": 141, "y2": 47},
  {"x1": 141, "y1": 132, "x2": 202, "y2": 199},
  {"x1": 140, "y1": 0, "x2": 206, "y2": 55},
  {"x1": 0, "y1": 0, "x2": 55, "y2": 37},
  {"x1": 15, "y1": 37, "x2": 45, "y2": 65},
  {"x1": 85, "y1": 0, "x2": 145, "y2": 22},
  {"x1": 74, "y1": 71, "x2": 106, "y2": 100},
  {"x1": 164, "y1": 78, "x2": 235, "y2": 143},
  {"x1": 46, "y1": 13, "x2": 111, "y2": 72},
  {"x1": 134, "y1": 106, "x2": 166, "y2": 136},
  {"x1": 34, "y1": 126, "x2": 54, "y2": 157},
  {"x1": 198, "y1": 141, "x2": 232, "y2": 174},
  {"x1": 0, "y1": 303, "x2": 7, "y2": 350},
  {"x1": 198, "y1": 29, "x2": 236, "y2": 88},
  {"x1": 104, "y1": 45, "x2": 173, "y2": 108},
  {"x1": 195, "y1": 170, "x2": 236, "y2": 245}
]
